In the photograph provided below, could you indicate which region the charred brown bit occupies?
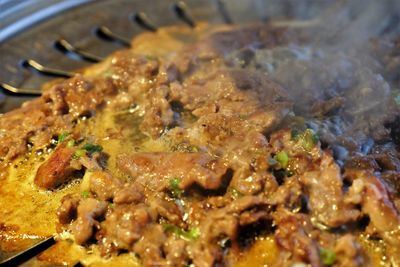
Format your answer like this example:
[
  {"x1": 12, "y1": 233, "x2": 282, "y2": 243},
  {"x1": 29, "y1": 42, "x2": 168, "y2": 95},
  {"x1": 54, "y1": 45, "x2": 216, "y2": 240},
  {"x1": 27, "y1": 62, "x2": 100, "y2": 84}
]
[{"x1": 34, "y1": 144, "x2": 77, "y2": 189}]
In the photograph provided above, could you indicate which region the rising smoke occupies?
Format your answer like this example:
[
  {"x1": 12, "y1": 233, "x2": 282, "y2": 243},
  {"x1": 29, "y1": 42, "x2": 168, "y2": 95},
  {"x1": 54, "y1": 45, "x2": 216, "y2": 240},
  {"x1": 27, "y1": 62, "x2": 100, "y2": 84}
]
[{"x1": 250, "y1": 0, "x2": 400, "y2": 159}]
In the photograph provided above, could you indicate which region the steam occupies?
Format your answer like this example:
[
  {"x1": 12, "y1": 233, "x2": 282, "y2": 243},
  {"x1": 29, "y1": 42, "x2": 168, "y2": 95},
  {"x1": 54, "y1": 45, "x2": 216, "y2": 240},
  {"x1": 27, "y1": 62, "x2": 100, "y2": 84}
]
[
  {"x1": 245, "y1": 0, "x2": 400, "y2": 157},
  {"x1": 286, "y1": 0, "x2": 400, "y2": 156}
]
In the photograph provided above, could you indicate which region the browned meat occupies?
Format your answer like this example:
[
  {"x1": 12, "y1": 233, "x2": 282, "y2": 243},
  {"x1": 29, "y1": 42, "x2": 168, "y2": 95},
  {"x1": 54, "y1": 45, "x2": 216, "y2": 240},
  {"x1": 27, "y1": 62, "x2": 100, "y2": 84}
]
[
  {"x1": 268, "y1": 176, "x2": 303, "y2": 210},
  {"x1": 188, "y1": 212, "x2": 237, "y2": 267},
  {"x1": 34, "y1": 22, "x2": 399, "y2": 267},
  {"x1": 98, "y1": 204, "x2": 155, "y2": 251},
  {"x1": 273, "y1": 208, "x2": 322, "y2": 267},
  {"x1": 42, "y1": 84, "x2": 69, "y2": 115},
  {"x1": 77, "y1": 153, "x2": 105, "y2": 171},
  {"x1": 113, "y1": 183, "x2": 145, "y2": 204},
  {"x1": 345, "y1": 170, "x2": 400, "y2": 232},
  {"x1": 72, "y1": 198, "x2": 107, "y2": 245},
  {"x1": 299, "y1": 152, "x2": 360, "y2": 227},
  {"x1": 117, "y1": 152, "x2": 228, "y2": 191},
  {"x1": 268, "y1": 128, "x2": 361, "y2": 227},
  {"x1": 169, "y1": 69, "x2": 291, "y2": 132},
  {"x1": 345, "y1": 170, "x2": 400, "y2": 264},
  {"x1": 0, "y1": 50, "x2": 160, "y2": 165},
  {"x1": 163, "y1": 236, "x2": 188, "y2": 267},
  {"x1": 56, "y1": 194, "x2": 80, "y2": 224},
  {"x1": 34, "y1": 144, "x2": 77, "y2": 189},
  {"x1": 0, "y1": 98, "x2": 71, "y2": 161},
  {"x1": 105, "y1": 50, "x2": 159, "y2": 91},
  {"x1": 147, "y1": 196, "x2": 183, "y2": 225},
  {"x1": 188, "y1": 196, "x2": 270, "y2": 267},
  {"x1": 166, "y1": 112, "x2": 277, "y2": 196},
  {"x1": 175, "y1": 24, "x2": 288, "y2": 75},
  {"x1": 334, "y1": 235, "x2": 366, "y2": 267},
  {"x1": 139, "y1": 85, "x2": 174, "y2": 138},
  {"x1": 89, "y1": 171, "x2": 123, "y2": 201},
  {"x1": 373, "y1": 148, "x2": 400, "y2": 171},
  {"x1": 44, "y1": 75, "x2": 117, "y2": 117},
  {"x1": 132, "y1": 224, "x2": 168, "y2": 266},
  {"x1": 381, "y1": 171, "x2": 400, "y2": 197}
]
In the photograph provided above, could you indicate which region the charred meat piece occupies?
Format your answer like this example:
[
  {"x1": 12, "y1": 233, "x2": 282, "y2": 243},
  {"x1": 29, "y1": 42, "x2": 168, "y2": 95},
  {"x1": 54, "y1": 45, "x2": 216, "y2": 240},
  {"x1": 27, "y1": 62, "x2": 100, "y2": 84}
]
[{"x1": 34, "y1": 144, "x2": 77, "y2": 189}]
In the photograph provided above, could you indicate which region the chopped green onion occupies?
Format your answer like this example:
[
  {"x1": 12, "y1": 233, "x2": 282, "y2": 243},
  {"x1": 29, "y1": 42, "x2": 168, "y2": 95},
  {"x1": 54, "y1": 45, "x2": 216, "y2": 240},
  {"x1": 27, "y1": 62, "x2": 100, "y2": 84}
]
[
  {"x1": 169, "y1": 177, "x2": 183, "y2": 198},
  {"x1": 293, "y1": 128, "x2": 319, "y2": 151},
  {"x1": 302, "y1": 129, "x2": 319, "y2": 151},
  {"x1": 185, "y1": 227, "x2": 200, "y2": 241},
  {"x1": 320, "y1": 247, "x2": 336, "y2": 266},
  {"x1": 73, "y1": 149, "x2": 86, "y2": 159},
  {"x1": 163, "y1": 224, "x2": 200, "y2": 241},
  {"x1": 67, "y1": 139, "x2": 75, "y2": 147},
  {"x1": 81, "y1": 191, "x2": 90, "y2": 198},
  {"x1": 274, "y1": 151, "x2": 289, "y2": 169},
  {"x1": 57, "y1": 132, "x2": 69, "y2": 143},
  {"x1": 82, "y1": 143, "x2": 103, "y2": 154}
]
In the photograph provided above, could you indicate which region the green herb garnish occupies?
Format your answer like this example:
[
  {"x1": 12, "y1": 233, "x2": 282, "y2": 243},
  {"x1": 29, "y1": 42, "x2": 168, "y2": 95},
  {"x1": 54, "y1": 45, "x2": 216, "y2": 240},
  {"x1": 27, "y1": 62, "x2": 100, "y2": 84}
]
[
  {"x1": 302, "y1": 129, "x2": 319, "y2": 151},
  {"x1": 169, "y1": 177, "x2": 183, "y2": 198},
  {"x1": 320, "y1": 247, "x2": 336, "y2": 266},
  {"x1": 73, "y1": 149, "x2": 86, "y2": 159},
  {"x1": 274, "y1": 151, "x2": 289, "y2": 169},
  {"x1": 67, "y1": 139, "x2": 75, "y2": 147},
  {"x1": 163, "y1": 224, "x2": 200, "y2": 241},
  {"x1": 293, "y1": 128, "x2": 319, "y2": 151},
  {"x1": 57, "y1": 132, "x2": 69, "y2": 143},
  {"x1": 82, "y1": 143, "x2": 103, "y2": 154},
  {"x1": 81, "y1": 191, "x2": 90, "y2": 198}
]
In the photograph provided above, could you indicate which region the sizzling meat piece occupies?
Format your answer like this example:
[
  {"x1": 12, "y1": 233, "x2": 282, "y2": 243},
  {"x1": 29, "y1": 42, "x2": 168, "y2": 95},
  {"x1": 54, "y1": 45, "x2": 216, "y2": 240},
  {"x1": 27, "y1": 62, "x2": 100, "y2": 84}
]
[
  {"x1": 34, "y1": 144, "x2": 77, "y2": 189},
  {"x1": 117, "y1": 152, "x2": 228, "y2": 191}
]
